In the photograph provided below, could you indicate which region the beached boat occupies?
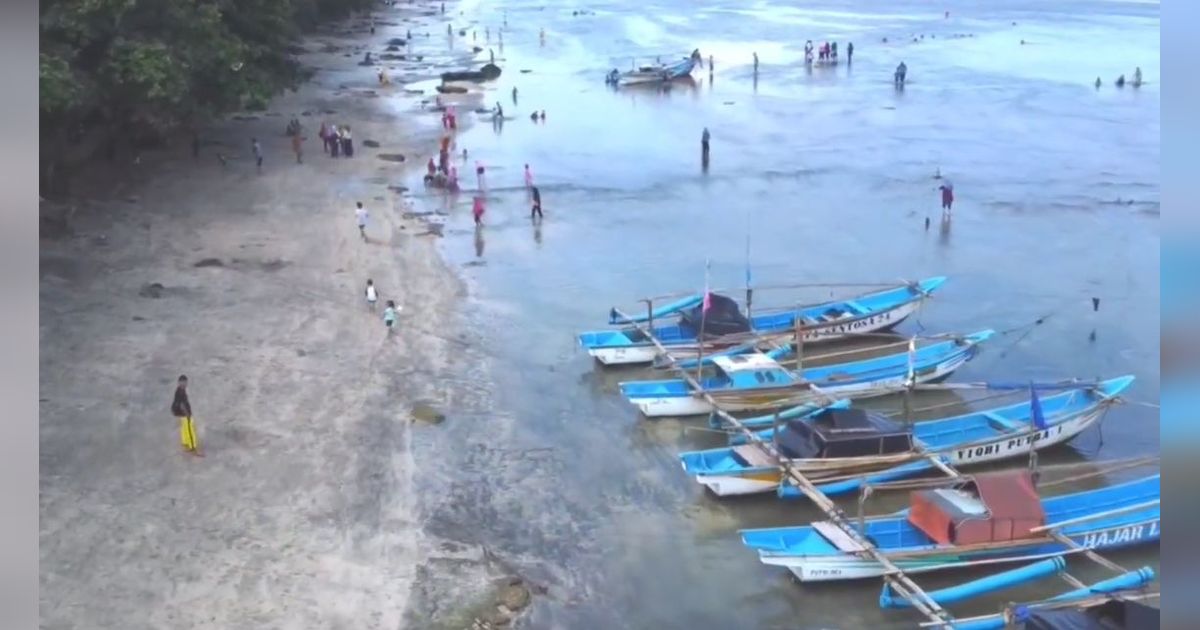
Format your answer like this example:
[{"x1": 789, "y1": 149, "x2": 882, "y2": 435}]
[
  {"x1": 619, "y1": 330, "x2": 992, "y2": 417},
  {"x1": 740, "y1": 472, "x2": 1160, "y2": 582},
  {"x1": 615, "y1": 56, "x2": 697, "y2": 86},
  {"x1": 678, "y1": 376, "x2": 1133, "y2": 497},
  {"x1": 579, "y1": 277, "x2": 946, "y2": 365}
]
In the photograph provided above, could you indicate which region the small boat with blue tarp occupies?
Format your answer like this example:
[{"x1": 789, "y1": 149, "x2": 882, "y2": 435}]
[
  {"x1": 578, "y1": 277, "x2": 946, "y2": 365},
  {"x1": 947, "y1": 587, "x2": 1159, "y2": 630},
  {"x1": 739, "y1": 471, "x2": 1160, "y2": 582},
  {"x1": 619, "y1": 329, "x2": 992, "y2": 417},
  {"x1": 680, "y1": 376, "x2": 1132, "y2": 497}
]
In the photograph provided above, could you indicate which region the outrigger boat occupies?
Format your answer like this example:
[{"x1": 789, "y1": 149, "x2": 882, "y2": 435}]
[
  {"x1": 607, "y1": 50, "x2": 700, "y2": 86},
  {"x1": 579, "y1": 276, "x2": 946, "y2": 365},
  {"x1": 679, "y1": 376, "x2": 1133, "y2": 497},
  {"x1": 619, "y1": 330, "x2": 992, "y2": 417},
  {"x1": 740, "y1": 472, "x2": 1160, "y2": 582}
]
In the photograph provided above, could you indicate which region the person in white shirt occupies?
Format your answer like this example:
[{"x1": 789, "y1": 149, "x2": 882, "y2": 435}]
[
  {"x1": 365, "y1": 279, "x2": 378, "y2": 311},
  {"x1": 355, "y1": 201, "x2": 368, "y2": 241}
]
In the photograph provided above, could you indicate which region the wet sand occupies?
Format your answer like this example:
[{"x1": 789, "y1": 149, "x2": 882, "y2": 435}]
[{"x1": 39, "y1": 4, "x2": 529, "y2": 629}]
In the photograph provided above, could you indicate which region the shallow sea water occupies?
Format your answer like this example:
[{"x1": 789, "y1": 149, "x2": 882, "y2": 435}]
[{"x1": 405, "y1": 1, "x2": 1160, "y2": 627}]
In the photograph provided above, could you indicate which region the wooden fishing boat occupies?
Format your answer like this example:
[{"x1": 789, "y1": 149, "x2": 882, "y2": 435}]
[
  {"x1": 578, "y1": 277, "x2": 946, "y2": 365},
  {"x1": 619, "y1": 330, "x2": 992, "y2": 417},
  {"x1": 615, "y1": 56, "x2": 697, "y2": 86},
  {"x1": 740, "y1": 472, "x2": 1160, "y2": 582},
  {"x1": 679, "y1": 376, "x2": 1133, "y2": 496}
]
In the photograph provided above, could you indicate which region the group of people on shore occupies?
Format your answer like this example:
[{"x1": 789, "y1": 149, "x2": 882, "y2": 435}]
[
  {"x1": 805, "y1": 40, "x2": 853, "y2": 64},
  {"x1": 318, "y1": 122, "x2": 355, "y2": 158}
]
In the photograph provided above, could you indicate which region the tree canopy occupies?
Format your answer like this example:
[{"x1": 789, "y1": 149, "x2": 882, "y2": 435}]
[{"x1": 40, "y1": 0, "x2": 376, "y2": 147}]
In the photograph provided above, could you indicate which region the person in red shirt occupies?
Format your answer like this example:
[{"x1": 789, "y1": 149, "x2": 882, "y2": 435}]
[{"x1": 939, "y1": 181, "x2": 954, "y2": 217}]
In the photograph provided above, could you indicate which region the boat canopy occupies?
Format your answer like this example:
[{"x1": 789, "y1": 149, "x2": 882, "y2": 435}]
[
  {"x1": 775, "y1": 408, "x2": 913, "y2": 459},
  {"x1": 1020, "y1": 599, "x2": 1159, "y2": 630},
  {"x1": 908, "y1": 470, "x2": 1046, "y2": 545},
  {"x1": 679, "y1": 294, "x2": 750, "y2": 338}
]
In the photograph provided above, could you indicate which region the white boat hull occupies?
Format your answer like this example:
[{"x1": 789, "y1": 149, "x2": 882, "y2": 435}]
[
  {"x1": 691, "y1": 406, "x2": 1104, "y2": 496},
  {"x1": 760, "y1": 516, "x2": 1162, "y2": 582},
  {"x1": 588, "y1": 299, "x2": 924, "y2": 366},
  {"x1": 632, "y1": 344, "x2": 971, "y2": 418}
]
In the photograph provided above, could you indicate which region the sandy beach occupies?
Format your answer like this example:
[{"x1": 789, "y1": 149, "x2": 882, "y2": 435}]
[{"x1": 39, "y1": 4, "x2": 531, "y2": 629}]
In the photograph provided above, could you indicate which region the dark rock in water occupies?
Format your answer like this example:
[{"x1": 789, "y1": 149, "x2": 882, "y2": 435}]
[
  {"x1": 232, "y1": 115, "x2": 259, "y2": 121},
  {"x1": 411, "y1": 402, "x2": 446, "y2": 425},
  {"x1": 301, "y1": 110, "x2": 312, "y2": 116},
  {"x1": 194, "y1": 258, "x2": 224, "y2": 268},
  {"x1": 388, "y1": 185, "x2": 409, "y2": 194},
  {"x1": 380, "y1": 53, "x2": 405, "y2": 61},
  {"x1": 387, "y1": 38, "x2": 407, "y2": 46},
  {"x1": 441, "y1": 63, "x2": 502, "y2": 83},
  {"x1": 473, "y1": 46, "x2": 483, "y2": 53},
  {"x1": 436, "y1": 84, "x2": 469, "y2": 94},
  {"x1": 386, "y1": 45, "x2": 399, "y2": 51},
  {"x1": 458, "y1": 29, "x2": 467, "y2": 36},
  {"x1": 377, "y1": 153, "x2": 406, "y2": 162},
  {"x1": 500, "y1": 582, "x2": 531, "y2": 611},
  {"x1": 132, "y1": 316, "x2": 146, "y2": 322},
  {"x1": 138, "y1": 283, "x2": 165, "y2": 298},
  {"x1": 363, "y1": 139, "x2": 381, "y2": 148},
  {"x1": 519, "y1": 69, "x2": 532, "y2": 74}
]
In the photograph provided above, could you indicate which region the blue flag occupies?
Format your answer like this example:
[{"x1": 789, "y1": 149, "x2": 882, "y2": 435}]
[{"x1": 1030, "y1": 382, "x2": 1047, "y2": 431}]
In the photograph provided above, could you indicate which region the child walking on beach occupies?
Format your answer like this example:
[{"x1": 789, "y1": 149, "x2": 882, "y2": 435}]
[
  {"x1": 383, "y1": 300, "x2": 398, "y2": 336},
  {"x1": 251, "y1": 138, "x2": 263, "y2": 173},
  {"x1": 472, "y1": 195, "x2": 485, "y2": 225},
  {"x1": 355, "y1": 201, "x2": 369, "y2": 241},
  {"x1": 365, "y1": 279, "x2": 378, "y2": 311}
]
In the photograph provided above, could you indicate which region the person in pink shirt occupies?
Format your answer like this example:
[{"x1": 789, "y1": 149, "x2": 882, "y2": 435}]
[
  {"x1": 472, "y1": 195, "x2": 485, "y2": 225},
  {"x1": 524, "y1": 163, "x2": 533, "y2": 188}
]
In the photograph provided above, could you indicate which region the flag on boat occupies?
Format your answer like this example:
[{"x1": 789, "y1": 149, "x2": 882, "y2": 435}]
[
  {"x1": 1030, "y1": 382, "x2": 1047, "y2": 430},
  {"x1": 702, "y1": 258, "x2": 712, "y2": 313}
]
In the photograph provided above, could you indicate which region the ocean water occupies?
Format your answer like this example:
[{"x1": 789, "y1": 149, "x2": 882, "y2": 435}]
[{"x1": 406, "y1": 1, "x2": 1160, "y2": 627}]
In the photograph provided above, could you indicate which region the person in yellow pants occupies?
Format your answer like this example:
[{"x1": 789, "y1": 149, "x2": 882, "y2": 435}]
[{"x1": 171, "y1": 375, "x2": 201, "y2": 455}]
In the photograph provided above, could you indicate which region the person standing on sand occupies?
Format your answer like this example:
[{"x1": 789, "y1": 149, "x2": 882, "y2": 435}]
[
  {"x1": 512, "y1": 86, "x2": 518, "y2": 104},
  {"x1": 251, "y1": 138, "x2": 263, "y2": 173},
  {"x1": 342, "y1": 126, "x2": 354, "y2": 157},
  {"x1": 355, "y1": 201, "x2": 369, "y2": 240},
  {"x1": 476, "y1": 161, "x2": 486, "y2": 190},
  {"x1": 365, "y1": 279, "x2": 378, "y2": 311},
  {"x1": 319, "y1": 122, "x2": 329, "y2": 154},
  {"x1": 938, "y1": 180, "x2": 954, "y2": 218},
  {"x1": 847, "y1": 42, "x2": 854, "y2": 63},
  {"x1": 291, "y1": 132, "x2": 304, "y2": 164},
  {"x1": 524, "y1": 163, "x2": 533, "y2": 189},
  {"x1": 753, "y1": 52, "x2": 759, "y2": 74},
  {"x1": 330, "y1": 125, "x2": 341, "y2": 157},
  {"x1": 383, "y1": 300, "x2": 398, "y2": 336},
  {"x1": 701, "y1": 127, "x2": 711, "y2": 161},
  {"x1": 171, "y1": 375, "x2": 200, "y2": 455}
]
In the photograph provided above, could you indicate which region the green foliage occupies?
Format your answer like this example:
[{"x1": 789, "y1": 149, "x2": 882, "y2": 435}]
[{"x1": 39, "y1": 0, "x2": 370, "y2": 147}]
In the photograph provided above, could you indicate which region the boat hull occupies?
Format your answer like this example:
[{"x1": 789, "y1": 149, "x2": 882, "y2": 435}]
[
  {"x1": 631, "y1": 340, "x2": 971, "y2": 417},
  {"x1": 590, "y1": 298, "x2": 922, "y2": 365},
  {"x1": 764, "y1": 517, "x2": 1160, "y2": 582},
  {"x1": 692, "y1": 404, "x2": 1107, "y2": 496}
]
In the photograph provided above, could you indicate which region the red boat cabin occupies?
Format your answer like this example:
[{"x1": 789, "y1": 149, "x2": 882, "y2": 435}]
[{"x1": 907, "y1": 470, "x2": 1046, "y2": 545}]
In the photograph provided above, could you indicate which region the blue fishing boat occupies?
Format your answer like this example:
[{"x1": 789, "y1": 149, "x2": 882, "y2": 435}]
[
  {"x1": 614, "y1": 55, "x2": 698, "y2": 86},
  {"x1": 619, "y1": 330, "x2": 992, "y2": 417},
  {"x1": 679, "y1": 376, "x2": 1132, "y2": 496},
  {"x1": 579, "y1": 277, "x2": 946, "y2": 365},
  {"x1": 740, "y1": 472, "x2": 1160, "y2": 582}
]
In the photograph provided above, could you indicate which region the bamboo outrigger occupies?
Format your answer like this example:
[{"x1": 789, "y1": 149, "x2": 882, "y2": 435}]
[{"x1": 609, "y1": 305, "x2": 1159, "y2": 628}]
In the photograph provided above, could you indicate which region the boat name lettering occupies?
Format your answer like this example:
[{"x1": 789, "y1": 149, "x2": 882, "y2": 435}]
[
  {"x1": 954, "y1": 425, "x2": 1064, "y2": 462},
  {"x1": 1081, "y1": 521, "x2": 1159, "y2": 548},
  {"x1": 805, "y1": 311, "x2": 893, "y2": 338}
]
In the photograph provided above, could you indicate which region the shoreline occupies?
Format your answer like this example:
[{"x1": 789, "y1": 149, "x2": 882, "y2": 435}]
[{"x1": 39, "y1": 3, "x2": 534, "y2": 628}]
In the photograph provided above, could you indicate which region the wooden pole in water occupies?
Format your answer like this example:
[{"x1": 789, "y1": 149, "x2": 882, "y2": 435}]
[
  {"x1": 772, "y1": 410, "x2": 782, "y2": 466},
  {"x1": 794, "y1": 307, "x2": 804, "y2": 373},
  {"x1": 903, "y1": 336, "x2": 916, "y2": 424}
]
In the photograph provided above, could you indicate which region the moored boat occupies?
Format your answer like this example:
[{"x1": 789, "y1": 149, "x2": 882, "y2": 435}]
[
  {"x1": 619, "y1": 329, "x2": 992, "y2": 417},
  {"x1": 679, "y1": 376, "x2": 1133, "y2": 497},
  {"x1": 578, "y1": 276, "x2": 946, "y2": 365},
  {"x1": 740, "y1": 472, "x2": 1160, "y2": 582}
]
